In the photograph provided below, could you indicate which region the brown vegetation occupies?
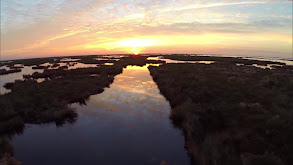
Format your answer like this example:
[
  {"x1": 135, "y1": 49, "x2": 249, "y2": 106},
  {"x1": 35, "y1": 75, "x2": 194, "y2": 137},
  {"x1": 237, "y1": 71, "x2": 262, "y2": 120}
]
[
  {"x1": 161, "y1": 54, "x2": 286, "y2": 66},
  {"x1": 0, "y1": 69, "x2": 22, "y2": 76},
  {"x1": 149, "y1": 61, "x2": 293, "y2": 165},
  {"x1": 0, "y1": 55, "x2": 162, "y2": 135}
]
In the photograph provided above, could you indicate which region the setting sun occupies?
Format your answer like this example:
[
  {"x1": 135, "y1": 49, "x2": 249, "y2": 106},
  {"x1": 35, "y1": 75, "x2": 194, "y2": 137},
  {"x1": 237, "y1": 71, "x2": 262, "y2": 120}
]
[
  {"x1": 104, "y1": 38, "x2": 164, "y2": 55},
  {"x1": 131, "y1": 47, "x2": 140, "y2": 55}
]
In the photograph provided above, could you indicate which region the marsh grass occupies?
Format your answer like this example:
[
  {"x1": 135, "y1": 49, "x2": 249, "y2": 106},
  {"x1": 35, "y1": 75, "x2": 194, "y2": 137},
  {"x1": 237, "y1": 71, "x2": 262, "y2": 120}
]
[
  {"x1": 2, "y1": 55, "x2": 283, "y2": 164},
  {"x1": 161, "y1": 54, "x2": 286, "y2": 66},
  {"x1": 0, "y1": 69, "x2": 22, "y2": 75},
  {"x1": 149, "y1": 60, "x2": 293, "y2": 165},
  {"x1": 32, "y1": 65, "x2": 48, "y2": 69},
  {"x1": 0, "y1": 55, "x2": 160, "y2": 136},
  {"x1": 0, "y1": 135, "x2": 22, "y2": 165}
]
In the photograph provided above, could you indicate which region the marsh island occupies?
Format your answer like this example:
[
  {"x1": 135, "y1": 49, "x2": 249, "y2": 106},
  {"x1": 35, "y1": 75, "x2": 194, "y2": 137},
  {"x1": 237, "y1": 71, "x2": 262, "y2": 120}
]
[{"x1": 0, "y1": 54, "x2": 292, "y2": 165}]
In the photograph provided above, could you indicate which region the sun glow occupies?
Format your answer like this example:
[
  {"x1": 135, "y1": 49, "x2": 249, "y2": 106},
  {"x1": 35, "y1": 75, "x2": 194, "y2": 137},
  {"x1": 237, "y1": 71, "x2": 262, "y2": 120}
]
[
  {"x1": 131, "y1": 47, "x2": 139, "y2": 55},
  {"x1": 1, "y1": 0, "x2": 292, "y2": 59},
  {"x1": 106, "y1": 38, "x2": 164, "y2": 54},
  {"x1": 64, "y1": 33, "x2": 292, "y2": 59},
  {"x1": 116, "y1": 39, "x2": 161, "y2": 47}
]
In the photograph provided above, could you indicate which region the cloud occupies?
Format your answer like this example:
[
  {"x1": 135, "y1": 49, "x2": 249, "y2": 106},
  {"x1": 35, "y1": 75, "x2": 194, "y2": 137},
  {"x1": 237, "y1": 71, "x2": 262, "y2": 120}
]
[{"x1": 1, "y1": 0, "x2": 292, "y2": 58}]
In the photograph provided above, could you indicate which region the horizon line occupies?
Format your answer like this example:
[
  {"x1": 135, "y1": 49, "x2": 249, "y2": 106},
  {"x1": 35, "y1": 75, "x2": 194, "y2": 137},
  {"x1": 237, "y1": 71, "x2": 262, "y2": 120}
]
[{"x1": 1, "y1": 53, "x2": 292, "y2": 62}]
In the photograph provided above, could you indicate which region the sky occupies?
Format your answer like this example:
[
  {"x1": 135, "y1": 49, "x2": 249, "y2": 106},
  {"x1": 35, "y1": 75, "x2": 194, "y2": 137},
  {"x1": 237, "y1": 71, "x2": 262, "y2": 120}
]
[{"x1": 0, "y1": 0, "x2": 292, "y2": 60}]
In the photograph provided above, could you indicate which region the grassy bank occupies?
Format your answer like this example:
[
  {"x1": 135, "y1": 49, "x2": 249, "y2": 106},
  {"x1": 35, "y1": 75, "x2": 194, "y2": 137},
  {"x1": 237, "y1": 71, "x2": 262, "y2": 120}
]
[
  {"x1": 149, "y1": 60, "x2": 293, "y2": 165},
  {"x1": 0, "y1": 55, "x2": 158, "y2": 164},
  {"x1": 0, "y1": 55, "x2": 164, "y2": 134},
  {"x1": 0, "y1": 69, "x2": 22, "y2": 76}
]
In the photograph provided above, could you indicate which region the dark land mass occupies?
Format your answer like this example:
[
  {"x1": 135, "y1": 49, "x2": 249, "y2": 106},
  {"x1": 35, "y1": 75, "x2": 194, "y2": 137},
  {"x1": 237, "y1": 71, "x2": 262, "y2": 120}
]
[
  {"x1": 0, "y1": 69, "x2": 22, "y2": 76},
  {"x1": 0, "y1": 55, "x2": 165, "y2": 133},
  {"x1": 149, "y1": 55, "x2": 293, "y2": 165},
  {"x1": 0, "y1": 55, "x2": 165, "y2": 164},
  {"x1": 161, "y1": 54, "x2": 286, "y2": 65},
  {"x1": 0, "y1": 54, "x2": 292, "y2": 165}
]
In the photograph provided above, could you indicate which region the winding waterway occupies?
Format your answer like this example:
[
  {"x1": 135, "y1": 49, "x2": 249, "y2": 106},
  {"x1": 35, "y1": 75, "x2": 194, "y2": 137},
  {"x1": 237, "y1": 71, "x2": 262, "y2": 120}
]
[{"x1": 11, "y1": 65, "x2": 190, "y2": 165}]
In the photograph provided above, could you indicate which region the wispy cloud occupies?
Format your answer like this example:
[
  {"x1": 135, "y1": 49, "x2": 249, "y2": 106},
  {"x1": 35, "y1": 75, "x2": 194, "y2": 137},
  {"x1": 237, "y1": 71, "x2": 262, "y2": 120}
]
[{"x1": 1, "y1": 0, "x2": 292, "y2": 59}]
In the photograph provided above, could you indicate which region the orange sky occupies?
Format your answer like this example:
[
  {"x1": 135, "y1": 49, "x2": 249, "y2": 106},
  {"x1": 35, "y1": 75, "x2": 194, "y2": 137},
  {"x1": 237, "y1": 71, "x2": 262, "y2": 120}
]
[{"x1": 1, "y1": 0, "x2": 292, "y2": 60}]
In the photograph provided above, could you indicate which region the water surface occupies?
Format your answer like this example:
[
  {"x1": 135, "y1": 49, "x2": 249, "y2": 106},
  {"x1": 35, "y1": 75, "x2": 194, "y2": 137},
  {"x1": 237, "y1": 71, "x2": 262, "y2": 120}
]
[
  {"x1": 12, "y1": 65, "x2": 190, "y2": 165},
  {"x1": 0, "y1": 66, "x2": 43, "y2": 94}
]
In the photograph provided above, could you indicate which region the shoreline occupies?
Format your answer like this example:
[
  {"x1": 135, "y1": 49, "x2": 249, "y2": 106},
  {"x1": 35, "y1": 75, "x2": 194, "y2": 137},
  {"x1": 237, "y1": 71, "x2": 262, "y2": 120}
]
[{"x1": 0, "y1": 54, "x2": 292, "y2": 165}]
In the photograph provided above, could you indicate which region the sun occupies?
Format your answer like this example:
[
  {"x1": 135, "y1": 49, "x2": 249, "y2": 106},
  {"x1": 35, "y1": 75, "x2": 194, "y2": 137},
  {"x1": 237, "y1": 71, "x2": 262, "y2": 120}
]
[
  {"x1": 108, "y1": 38, "x2": 163, "y2": 55},
  {"x1": 131, "y1": 47, "x2": 140, "y2": 55}
]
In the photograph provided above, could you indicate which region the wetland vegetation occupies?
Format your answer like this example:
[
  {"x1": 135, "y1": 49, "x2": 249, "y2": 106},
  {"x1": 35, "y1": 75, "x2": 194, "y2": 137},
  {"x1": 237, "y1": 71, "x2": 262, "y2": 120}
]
[
  {"x1": 0, "y1": 54, "x2": 292, "y2": 165},
  {"x1": 0, "y1": 55, "x2": 166, "y2": 133},
  {"x1": 149, "y1": 55, "x2": 293, "y2": 165},
  {"x1": 0, "y1": 55, "x2": 166, "y2": 164}
]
